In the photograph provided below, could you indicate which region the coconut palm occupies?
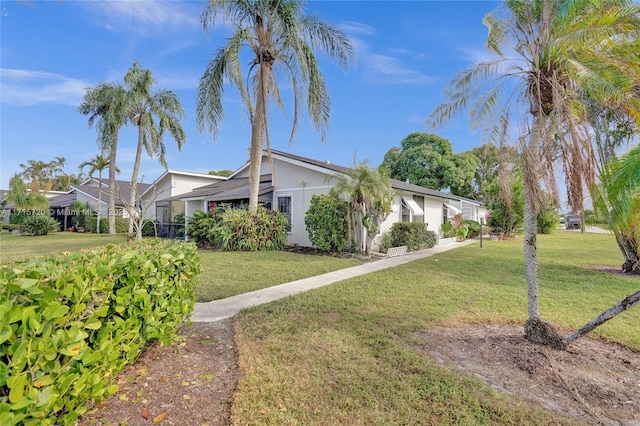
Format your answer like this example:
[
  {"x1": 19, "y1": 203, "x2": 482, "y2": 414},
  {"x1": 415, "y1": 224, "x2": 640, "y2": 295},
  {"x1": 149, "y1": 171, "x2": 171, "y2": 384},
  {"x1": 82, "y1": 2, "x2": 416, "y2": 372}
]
[
  {"x1": 79, "y1": 154, "x2": 118, "y2": 234},
  {"x1": 121, "y1": 61, "x2": 186, "y2": 240},
  {"x1": 330, "y1": 162, "x2": 393, "y2": 255},
  {"x1": 79, "y1": 82, "x2": 127, "y2": 235},
  {"x1": 197, "y1": 0, "x2": 354, "y2": 212},
  {"x1": 428, "y1": 0, "x2": 640, "y2": 349}
]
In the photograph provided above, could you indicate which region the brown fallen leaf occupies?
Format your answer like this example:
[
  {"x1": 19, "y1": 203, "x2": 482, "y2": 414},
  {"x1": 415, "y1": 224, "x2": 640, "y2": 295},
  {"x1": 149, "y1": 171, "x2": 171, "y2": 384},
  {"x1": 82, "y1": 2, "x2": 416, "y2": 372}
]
[
  {"x1": 152, "y1": 412, "x2": 168, "y2": 423},
  {"x1": 259, "y1": 406, "x2": 270, "y2": 415},
  {"x1": 141, "y1": 408, "x2": 150, "y2": 419}
]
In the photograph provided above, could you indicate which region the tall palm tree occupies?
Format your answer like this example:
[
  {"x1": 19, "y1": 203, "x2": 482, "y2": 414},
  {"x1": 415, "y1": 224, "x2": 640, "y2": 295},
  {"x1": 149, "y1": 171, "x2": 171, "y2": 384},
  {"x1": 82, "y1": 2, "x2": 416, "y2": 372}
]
[
  {"x1": 330, "y1": 161, "x2": 393, "y2": 255},
  {"x1": 121, "y1": 61, "x2": 186, "y2": 240},
  {"x1": 197, "y1": 0, "x2": 354, "y2": 212},
  {"x1": 79, "y1": 154, "x2": 117, "y2": 234},
  {"x1": 79, "y1": 82, "x2": 127, "y2": 235},
  {"x1": 428, "y1": 0, "x2": 640, "y2": 349}
]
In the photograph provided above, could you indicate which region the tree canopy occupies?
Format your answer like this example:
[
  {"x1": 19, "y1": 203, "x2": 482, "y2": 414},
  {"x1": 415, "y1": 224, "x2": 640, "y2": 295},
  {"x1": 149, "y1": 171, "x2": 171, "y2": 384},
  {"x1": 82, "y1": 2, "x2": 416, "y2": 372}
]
[{"x1": 379, "y1": 132, "x2": 477, "y2": 193}]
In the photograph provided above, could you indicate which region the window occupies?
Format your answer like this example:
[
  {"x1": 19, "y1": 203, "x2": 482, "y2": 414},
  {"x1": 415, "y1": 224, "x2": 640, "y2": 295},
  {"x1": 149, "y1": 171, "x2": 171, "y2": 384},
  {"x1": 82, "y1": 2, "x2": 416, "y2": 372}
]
[
  {"x1": 278, "y1": 196, "x2": 292, "y2": 231},
  {"x1": 156, "y1": 201, "x2": 170, "y2": 223},
  {"x1": 412, "y1": 195, "x2": 424, "y2": 223},
  {"x1": 442, "y1": 204, "x2": 448, "y2": 225},
  {"x1": 401, "y1": 201, "x2": 410, "y2": 223}
]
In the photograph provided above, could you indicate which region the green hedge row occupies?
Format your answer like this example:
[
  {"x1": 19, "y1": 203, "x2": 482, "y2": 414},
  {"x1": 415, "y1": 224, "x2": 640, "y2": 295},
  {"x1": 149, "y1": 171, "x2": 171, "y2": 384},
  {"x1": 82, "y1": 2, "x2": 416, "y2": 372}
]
[
  {"x1": 0, "y1": 239, "x2": 201, "y2": 425},
  {"x1": 83, "y1": 217, "x2": 129, "y2": 234},
  {"x1": 390, "y1": 222, "x2": 437, "y2": 251}
]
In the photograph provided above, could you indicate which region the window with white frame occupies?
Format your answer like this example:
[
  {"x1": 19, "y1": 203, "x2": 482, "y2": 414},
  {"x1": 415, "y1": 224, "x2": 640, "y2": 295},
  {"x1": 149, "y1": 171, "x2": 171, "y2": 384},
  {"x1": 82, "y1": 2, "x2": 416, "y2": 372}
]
[{"x1": 277, "y1": 196, "x2": 292, "y2": 231}]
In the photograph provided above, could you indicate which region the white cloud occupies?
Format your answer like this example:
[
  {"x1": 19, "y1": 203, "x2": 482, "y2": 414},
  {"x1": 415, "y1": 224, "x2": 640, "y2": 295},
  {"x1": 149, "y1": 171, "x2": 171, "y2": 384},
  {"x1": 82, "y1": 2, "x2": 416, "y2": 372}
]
[
  {"x1": 83, "y1": 0, "x2": 200, "y2": 32},
  {"x1": 0, "y1": 68, "x2": 89, "y2": 106},
  {"x1": 340, "y1": 20, "x2": 436, "y2": 86}
]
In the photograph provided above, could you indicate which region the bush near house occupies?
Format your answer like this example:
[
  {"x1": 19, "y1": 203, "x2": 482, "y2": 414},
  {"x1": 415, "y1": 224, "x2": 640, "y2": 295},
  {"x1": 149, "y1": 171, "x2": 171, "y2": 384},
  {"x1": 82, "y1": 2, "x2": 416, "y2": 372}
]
[
  {"x1": 187, "y1": 206, "x2": 289, "y2": 251},
  {"x1": 19, "y1": 215, "x2": 60, "y2": 236},
  {"x1": 390, "y1": 222, "x2": 437, "y2": 251},
  {"x1": 0, "y1": 239, "x2": 200, "y2": 425},
  {"x1": 304, "y1": 193, "x2": 350, "y2": 253},
  {"x1": 83, "y1": 217, "x2": 129, "y2": 234}
]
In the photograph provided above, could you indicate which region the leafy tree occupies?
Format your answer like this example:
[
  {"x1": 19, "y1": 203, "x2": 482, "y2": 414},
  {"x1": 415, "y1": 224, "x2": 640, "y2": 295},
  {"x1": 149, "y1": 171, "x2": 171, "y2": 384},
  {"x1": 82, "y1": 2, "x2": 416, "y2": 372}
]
[
  {"x1": 329, "y1": 162, "x2": 393, "y2": 255},
  {"x1": 453, "y1": 144, "x2": 519, "y2": 203},
  {"x1": 428, "y1": 0, "x2": 640, "y2": 349},
  {"x1": 80, "y1": 82, "x2": 128, "y2": 235},
  {"x1": 122, "y1": 61, "x2": 186, "y2": 239},
  {"x1": 197, "y1": 0, "x2": 353, "y2": 212},
  {"x1": 486, "y1": 171, "x2": 524, "y2": 237},
  {"x1": 379, "y1": 132, "x2": 477, "y2": 192},
  {"x1": 18, "y1": 157, "x2": 81, "y2": 192},
  {"x1": 209, "y1": 169, "x2": 233, "y2": 177},
  {"x1": 6, "y1": 174, "x2": 49, "y2": 210},
  {"x1": 79, "y1": 154, "x2": 117, "y2": 234},
  {"x1": 588, "y1": 100, "x2": 640, "y2": 272}
]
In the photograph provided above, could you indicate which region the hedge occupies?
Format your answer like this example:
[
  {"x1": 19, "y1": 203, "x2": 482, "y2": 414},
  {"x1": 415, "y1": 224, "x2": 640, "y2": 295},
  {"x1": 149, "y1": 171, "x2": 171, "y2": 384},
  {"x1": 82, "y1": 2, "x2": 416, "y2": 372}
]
[
  {"x1": 83, "y1": 217, "x2": 129, "y2": 234},
  {"x1": 390, "y1": 222, "x2": 437, "y2": 251},
  {"x1": 0, "y1": 239, "x2": 201, "y2": 425}
]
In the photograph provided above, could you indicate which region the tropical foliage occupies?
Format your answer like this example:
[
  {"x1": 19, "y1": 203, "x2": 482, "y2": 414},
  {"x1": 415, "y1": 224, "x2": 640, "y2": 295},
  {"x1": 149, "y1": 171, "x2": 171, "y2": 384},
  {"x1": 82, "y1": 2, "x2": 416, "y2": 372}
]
[
  {"x1": 428, "y1": 0, "x2": 640, "y2": 349},
  {"x1": 304, "y1": 193, "x2": 351, "y2": 253},
  {"x1": 197, "y1": 0, "x2": 353, "y2": 212},
  {"x1": 329, "y1": 162, "x2": 393, "y2": 255},
  {"x1": 380, "y1": 132, "x2": 478, "y2": 192},
  {"x1": 79, "y1": 154, "x2": 116, "y2": 234}
]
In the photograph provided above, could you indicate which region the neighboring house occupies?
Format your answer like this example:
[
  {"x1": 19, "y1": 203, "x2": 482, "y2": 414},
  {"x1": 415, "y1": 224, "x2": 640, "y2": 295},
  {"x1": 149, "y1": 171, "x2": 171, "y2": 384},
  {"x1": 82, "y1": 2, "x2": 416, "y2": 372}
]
[
  {"x1": 140, "y1": 170, "x2": 227, "y2": 223},
  {"x1": 1, "y1": 189, "x2": 68, "y2": 224},
  {"x1": 47, "y1": 179, "x2": 152, "y2": 229},
  {"x1": 176, "y1": 150, "x2": 487, "y2": 248}
]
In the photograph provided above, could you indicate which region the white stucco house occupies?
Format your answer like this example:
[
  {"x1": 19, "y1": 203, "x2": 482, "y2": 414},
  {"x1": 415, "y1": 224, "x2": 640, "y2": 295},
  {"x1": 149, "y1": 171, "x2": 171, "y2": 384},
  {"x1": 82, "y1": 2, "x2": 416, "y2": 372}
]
[{"x1": 174, "y1": 150, "x2": 487, "y2": 248}]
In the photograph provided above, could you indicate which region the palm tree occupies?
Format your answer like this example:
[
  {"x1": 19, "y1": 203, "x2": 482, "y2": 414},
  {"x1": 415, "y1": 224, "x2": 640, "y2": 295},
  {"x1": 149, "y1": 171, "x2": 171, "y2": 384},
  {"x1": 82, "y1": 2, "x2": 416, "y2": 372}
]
[
  {"x1": 428, "y1": 0, "x2": 640, "y2": 349},
  {"x1": 79, "y1": 82, "x2": 127, "y2": 235},
  {"x1": 197, "y1": 0, "x2": 354, "y2": 212},
  {"x1": 330, "y1": 161, "x2": 393, "y2": 255},
  {"x1": 79, "y1": 154, "x2": 117, "y2": 234},
  {"x1": 121, "y1": 61, "x2": 186, "y2": 240}
]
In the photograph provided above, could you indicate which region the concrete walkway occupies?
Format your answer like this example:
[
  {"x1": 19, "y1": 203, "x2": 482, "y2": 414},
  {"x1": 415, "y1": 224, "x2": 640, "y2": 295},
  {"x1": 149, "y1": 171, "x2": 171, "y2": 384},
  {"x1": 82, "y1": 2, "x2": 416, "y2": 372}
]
[{"x1": 192, "y1": 240, "x2": 474, "y2": 323}]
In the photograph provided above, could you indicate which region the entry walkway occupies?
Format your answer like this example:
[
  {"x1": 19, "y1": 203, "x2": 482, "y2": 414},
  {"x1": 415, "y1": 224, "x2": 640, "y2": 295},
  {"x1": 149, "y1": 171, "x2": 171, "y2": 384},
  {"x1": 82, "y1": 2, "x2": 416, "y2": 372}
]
[{"x1": 192, "y1": 240, "x2": 474, "y2": 323}]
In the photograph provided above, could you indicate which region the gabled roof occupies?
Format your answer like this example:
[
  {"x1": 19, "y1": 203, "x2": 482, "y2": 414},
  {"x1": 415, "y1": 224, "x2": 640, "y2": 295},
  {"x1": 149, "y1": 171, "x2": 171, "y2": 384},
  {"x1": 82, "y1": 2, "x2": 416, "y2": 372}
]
[
  {"x1": 140, "y1": 169, "x2": 227, "y2": 198},
  {"x1": 47, "y1": 179, "x2": 152, "y2": 208},
  {"x1": 174, "y1": 175, "x2": 273, "y2": 202}
]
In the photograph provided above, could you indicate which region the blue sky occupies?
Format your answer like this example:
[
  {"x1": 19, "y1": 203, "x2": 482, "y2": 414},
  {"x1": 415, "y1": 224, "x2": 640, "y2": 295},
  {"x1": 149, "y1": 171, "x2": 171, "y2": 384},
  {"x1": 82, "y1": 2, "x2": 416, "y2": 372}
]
[{"x1": 1, "y1": 0, "x2": 500, "y2": 189}]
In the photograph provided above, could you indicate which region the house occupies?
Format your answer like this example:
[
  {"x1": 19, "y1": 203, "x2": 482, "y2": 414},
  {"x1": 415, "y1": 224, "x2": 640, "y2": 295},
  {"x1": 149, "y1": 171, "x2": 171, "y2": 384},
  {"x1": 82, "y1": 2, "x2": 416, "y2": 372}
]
[
  {"x1": 139, "y1": 170, "x2": 227, "y2": 223},
  {"x1": 176, "y1": 150, "x2": 487, "y2": 248}
]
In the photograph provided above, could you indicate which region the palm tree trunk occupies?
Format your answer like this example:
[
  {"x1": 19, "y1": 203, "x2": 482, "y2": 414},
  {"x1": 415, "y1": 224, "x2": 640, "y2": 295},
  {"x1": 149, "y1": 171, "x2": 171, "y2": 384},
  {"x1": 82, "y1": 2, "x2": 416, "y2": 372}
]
[
  {"x1": 248, "y1": 64, "x2": 268, "y2": 213},
  {"x1": 615, "y1": 230, "x2": 640, "y2": 273},
  {"x1": 562, "y1": 290, "x2": 640, "y2": 346},
  {"x1": 96, "y1": 170, "x2": 102, "y2": 234},
  {"x1": 523, "y1": 180, "x2": 540, "y2": 320},
  {"x1": 108, "y1": 141, "x2": 118, "y2": 235},
  {"x1": 129, "y1": 124, "x2": 145, "y2": 239}
]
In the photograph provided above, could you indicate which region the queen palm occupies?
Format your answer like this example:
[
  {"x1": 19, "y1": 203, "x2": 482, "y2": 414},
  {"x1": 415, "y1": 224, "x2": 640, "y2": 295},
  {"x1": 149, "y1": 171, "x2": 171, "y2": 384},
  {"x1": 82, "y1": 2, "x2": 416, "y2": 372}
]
[
  {"x1": 197, "y1": 0, "x2": 353, "y2": 212},
  {"x1": 428, "y1": 0, "x2": 640, "y2": 349},
  {"x1": 79, "y1": 82, "x2": 127, "y2": 235},
  {"x1": 122, "y1": 61, "x2": 186, "y2": 240},
  {"x1": 79, "y1": 154, "x2": 118, "y2": 234}
]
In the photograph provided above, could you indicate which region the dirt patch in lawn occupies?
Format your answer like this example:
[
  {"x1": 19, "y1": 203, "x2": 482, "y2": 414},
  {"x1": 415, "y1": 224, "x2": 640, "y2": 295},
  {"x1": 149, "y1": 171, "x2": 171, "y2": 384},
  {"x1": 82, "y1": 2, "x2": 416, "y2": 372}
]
[
  {"x1": 78, "y1": 320, "x2": 639, "y2": 425},
  {"x1": 78, "y1": 320, "x2": 237, "y2": 426},
  {"x1": 417, "y1": 324, "x2": 640, "y2": 426}
]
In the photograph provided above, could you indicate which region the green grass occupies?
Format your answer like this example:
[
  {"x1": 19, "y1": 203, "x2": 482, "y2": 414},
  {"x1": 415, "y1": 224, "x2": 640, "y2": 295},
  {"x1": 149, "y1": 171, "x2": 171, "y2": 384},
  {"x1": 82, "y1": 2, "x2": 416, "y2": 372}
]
[
  {"x1": 0, "y1": 231, "x2": 127, "y2": 262},
  {"x1": 231, "y1": 231, "x2": 639, "y2": 424},
  {"x1": 196, "y1": 250, "x2": 363, "y2": 301}
]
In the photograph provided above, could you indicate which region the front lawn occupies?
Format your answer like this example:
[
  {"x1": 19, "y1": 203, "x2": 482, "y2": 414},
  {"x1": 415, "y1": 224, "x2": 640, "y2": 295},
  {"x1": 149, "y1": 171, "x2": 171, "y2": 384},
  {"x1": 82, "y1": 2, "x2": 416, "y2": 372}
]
[
  {"x1": 231, "y1": 231, "x2": 639, "y2": 424},
  {"x1": 0, "y1": 231, "x2": 127, "y2": 262}
]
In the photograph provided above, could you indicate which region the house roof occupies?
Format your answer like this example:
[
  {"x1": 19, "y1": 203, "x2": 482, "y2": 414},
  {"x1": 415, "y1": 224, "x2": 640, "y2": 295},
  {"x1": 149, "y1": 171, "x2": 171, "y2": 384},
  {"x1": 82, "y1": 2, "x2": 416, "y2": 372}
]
[
  {"x1": 267, "y1": 150, "x2": 482, "y2": 206},
  {"x1": 173, "y1": 175, "x2": 273, "y2": 203},
  {"x1": 48, "y1": 179, "x2": 152, "y2": 208},
  {"x1": 140, "y1": 169, "x2": 227, "y2": 199}
]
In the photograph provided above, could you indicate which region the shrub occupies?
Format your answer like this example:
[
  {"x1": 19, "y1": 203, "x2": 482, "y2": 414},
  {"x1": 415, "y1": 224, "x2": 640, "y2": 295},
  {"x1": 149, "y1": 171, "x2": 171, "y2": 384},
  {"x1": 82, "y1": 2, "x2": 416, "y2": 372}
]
[
  {"x1": 84, "y1": 216, "x2": 129, "y2": 234},
  {"x1": 537, "y1": 207, "x2": 560, "y2": 234},
  {"x1": 0, "y1": 239, "x2": 200, "y2": 424},
  {"x1": 141, "y1": 219, "x2": 156, "y2": 237},
  {"x1": 390, "y1": 222, "x2": 436, "y2": 251},
  {"x1": 462, "y1": 220, "x2": 480, "y2": 237},
  {"x1": 304, "y1": 193, "x2": 350, "y2": 253},
  {"x1": 186, "y1": 210, "x2": 219, "y2": 248},
  {"x1": 212, "y1": 206, "x2": 288, "y2": 251},
  {"x1": 19, "y1": 215, "x2": 60, "y2": 236},
  {"x1": 9, "y1": 212, "x2": 28, "y2": 225}
]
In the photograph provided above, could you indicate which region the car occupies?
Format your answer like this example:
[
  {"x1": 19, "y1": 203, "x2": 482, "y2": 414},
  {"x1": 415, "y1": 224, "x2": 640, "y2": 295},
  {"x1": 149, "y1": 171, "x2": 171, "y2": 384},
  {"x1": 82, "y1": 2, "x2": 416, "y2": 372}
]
[{"x1": 565, "y1": 214, "x2": 581, "y2": 230}]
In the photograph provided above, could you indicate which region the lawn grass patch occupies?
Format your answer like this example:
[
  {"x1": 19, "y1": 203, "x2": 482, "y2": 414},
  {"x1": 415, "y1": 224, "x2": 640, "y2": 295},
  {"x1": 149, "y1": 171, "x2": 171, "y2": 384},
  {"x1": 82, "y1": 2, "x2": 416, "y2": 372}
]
[
  {"x1": 196, "y1": 250, "x2": 362, "y2": 301},
  {"x1": 232, "y1": 231, "x2": 639, "y2": 424},
  {"x1": 0, "y1": 231, "x2": 126, "y2": 262}
]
